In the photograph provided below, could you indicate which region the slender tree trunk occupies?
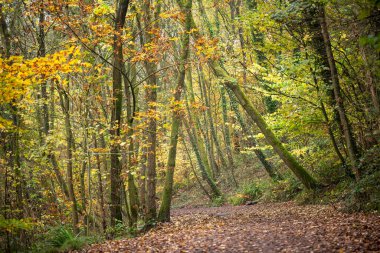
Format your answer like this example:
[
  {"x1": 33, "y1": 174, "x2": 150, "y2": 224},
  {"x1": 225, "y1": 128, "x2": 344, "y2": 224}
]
[
  {"x1": 80, "y1": 161, "x2": 86, "y2": 213},
  {"x1": 157, "y1": 0, "x2": 192, "y2": 222},
  {"x1": 139, "y1": 146, "x2": 147, "y2": 216},
  {"x1": 196, "y1": 67, "x2": 217, "y2": 178},
  {"x1": 110, "y1": 0, "x2": 130, "y2": 226},
  {"x1": 227, "y1": 89, "x2": 282, "y2": 180},
  {"x1": 198, "y1": 66, "x2": 233, "y2": 175},
  {"x1": 82, "y1": 102, "x2": 91, "y2": 233},
  {"x1": 360, "y1": 47, "x2": 380, "y2": 122},
  {"x1": 318, "y1": 5, "x2": 360, "y2": 180},
  {"x1": 100, "y1": 131, "x2": 109, "y2": 228},
  {"x1": 93, "y1": 134, "x2": 107, "y2": 232},
  {"x1": 124, "y1": 63, "x2": 139, "y2": 226},
  {"x1": 181, "y1": 136, "x2": 213, "y2": 199},
  {"x1": 134, "y1": 11, "x2": 147, "y2": 217},
  {"x1": 176, "y1": 0, "x2": 318, "y2": 189},
  {"x1": 58, "y1": 88, "x2": 79, "y2": 233},
  {"x1": 235, "y1": 0, "x2": 247, "y2": 83},
  {"x1": 186, "y1": 68, "x2": 216, "y2": 178},
  {"x1": 185, "y1": 94, "x2": 215, "y2": 180},
  {"x1": 220, "y1": 88, "x2": 236, "y2": 177},
  {"x1": 301, "y1": 1, "x2": 344, "y2": 143},
  {"x1": 308, "y1": 62, "x2": 347, "y2": 172},
  {"x1": 183, "y1": 118, "x2": 222, "y2": 197},
  {"x1": 1, "y1": 3, "x2": 23, "y2": 221},
  {"x1": 11, "y1": 106, "x2": 23, "y2": 218},
  {"x1": 141, "y1": 1, "x2": 161, "y2": 224},
  {"x1": 37, "y1": 5, "x2": 69, "y2": 199}
]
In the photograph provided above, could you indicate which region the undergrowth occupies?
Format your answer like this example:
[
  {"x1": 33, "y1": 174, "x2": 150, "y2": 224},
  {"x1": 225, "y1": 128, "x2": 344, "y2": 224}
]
[
  {"x1": 31, "y1": 226, "x2": 102, "y2": 253},
  {"x1": 227, "y1": 170, "x2": 379, "y2": 214}
]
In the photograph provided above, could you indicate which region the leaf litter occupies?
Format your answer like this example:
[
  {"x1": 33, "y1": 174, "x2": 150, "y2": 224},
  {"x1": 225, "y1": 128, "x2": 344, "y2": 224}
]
[{"x1": 76, "y1": 202, "x2": 380, "y2": 252}]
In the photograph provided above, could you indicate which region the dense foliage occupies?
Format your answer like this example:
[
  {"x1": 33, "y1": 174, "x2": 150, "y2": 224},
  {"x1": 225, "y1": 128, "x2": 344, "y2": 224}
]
[{"x1": 0, "y1": 0, "x2": 378, "y2": 251}]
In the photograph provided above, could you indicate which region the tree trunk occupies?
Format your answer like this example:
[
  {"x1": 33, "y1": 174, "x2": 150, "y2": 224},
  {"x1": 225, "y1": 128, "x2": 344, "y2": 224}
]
[
  {"x1": 181, "y1": 136, "x2": 212, "y2": 199},
  {"x1": 58, "y1": 88, "x2": 79, "y2": 233},
  {"x1": 198, "y1": 65, "x2": 237, "y2": 185},
  {"x1": 141, "y1": 1, "x2": 161, "y2": 224},
  {"x1": 175, "y1": 0, "x2": 318, "y2": 189},
  {"x1": 37, "y1": 5, "x2": 69, "y2": 199},
  {"x1": 186, "y1": 68, "x2": 216, "y2": 178},
  {"x1": 1, "y1": 3, "x2": 24, "y2": 221},
  {"x1": 227, "y1": 89, "x2": 282, "y2": 180},
  {"x1": 93, "y1": 133, "x2": 107, "y2": 232},
  {"x1": 183, "y1": 118, "x2": 222, "y2": 197},
  {"x1": 318, "y1": 5, "x2": 360, "y2": 180},
  {"x1": 124, "y1": 63, "x2": 139, "y2": 227},
  {"x1": 157, "y1": 0, "x2": 192, "y2": 222},
  {"x1": 211, "y1": 63, "x2": 318, "y2": 189},
  {"x1": 110, "y1": 0, "x2": 130, "y2": 226}
]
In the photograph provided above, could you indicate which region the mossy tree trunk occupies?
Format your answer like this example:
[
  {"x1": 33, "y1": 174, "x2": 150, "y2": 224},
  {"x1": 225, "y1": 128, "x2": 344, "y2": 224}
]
[
  {"x1": 183, "y1": 118, "x2": 222, "y2": 197},
  {"x1": 227, "y1": 89, "x2": 282, "y2": 181},
  {"x1": 158, "y1": 0, "x2": 192, "y2": 222},
  {"x1": 141, "y1": 1, "x2": 161, "y2": 225},
  {"x1": 210, "y1": 63, "x2": 318, "y2": 189},
  {"x1": 175, "y1": 0, "x2": 318, "y2": 189}
]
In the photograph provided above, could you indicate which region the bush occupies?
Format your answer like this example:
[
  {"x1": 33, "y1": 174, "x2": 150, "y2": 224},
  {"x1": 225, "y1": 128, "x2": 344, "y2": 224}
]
[
  {"x1": 242, "y1": 182, "x2": 263, "y2": 200},
  {"x1": 270, "y1": 175, "x2": 302, "y2": 201},
  {"x1": 295, "y1": 178, "x2": 352, "y2": 205},
  {"x1": 0, "y1": 217, "x2": 36, "y2": 252},
  {"x1": 316, "y1": 162, "x2": 347, "y2": 185},
  {"x1": 359, "y1": 146, "x2": 380, "y2": 175},
  {"x1": 105, "y1": 220, "x2": 131, "y2": 239},
  {"x1": 345, "y1": 171, "x2": 380, "y2": 212},
  {"x1": 228, "y1": 194, "x2": 247, "y2": 206},
  {"x1": 34, "y1": 226, "x2": 89, "y2": 253},
  {"x1": 211, "y1": 196, "x2": 225, "y2": 207},
  {"x1": 228, "y1": 181, "x2": 268, "y2": 206}
]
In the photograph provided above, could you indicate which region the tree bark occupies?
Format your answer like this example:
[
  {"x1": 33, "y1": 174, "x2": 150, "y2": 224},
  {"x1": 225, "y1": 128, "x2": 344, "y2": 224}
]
[
  {"x1": 227, "y1": 89, "x2": 282, "y2": 180},
  {"x1": 183, "y1": 118, "x2": 222, "y2": 197},
  {"x1": 158, "y1": 0, "x2": 192, "y2": 222},
  {"x1": 110, "y1": 0, "x2": 130, "y2": 226},
  {"x1": 124, "y1": 62, "x2": 139, "y2": 227},
  {"x1": 318, "y1": 5, "x2": 360, "y2": 180},
  {"x1": 58, "y1": 88, "x2": 79, "y2": 233},
  {"x1": 141, "y1": 0, "x2": 161, "y2": 224},
  {"x1": 93, "y1": 133, "x2": 107, "y2": 232}
]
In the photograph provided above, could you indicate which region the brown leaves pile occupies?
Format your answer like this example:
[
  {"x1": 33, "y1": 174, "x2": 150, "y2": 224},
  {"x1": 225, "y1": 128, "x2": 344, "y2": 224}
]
[{"x1": 78, "y1": 202, "x2": 380, "y2": 252}]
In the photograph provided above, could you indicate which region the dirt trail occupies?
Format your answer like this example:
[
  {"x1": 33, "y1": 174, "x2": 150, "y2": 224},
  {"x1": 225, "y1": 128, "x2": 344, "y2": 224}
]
[{"x1": 81, "y1": 202, "x2": 380, "y2": 252}]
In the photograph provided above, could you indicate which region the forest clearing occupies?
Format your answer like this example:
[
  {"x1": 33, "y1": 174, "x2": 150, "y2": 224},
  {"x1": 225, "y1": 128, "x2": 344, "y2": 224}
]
[{"x1": 0, "y1": 0, "x2": 379, "y2": 252}]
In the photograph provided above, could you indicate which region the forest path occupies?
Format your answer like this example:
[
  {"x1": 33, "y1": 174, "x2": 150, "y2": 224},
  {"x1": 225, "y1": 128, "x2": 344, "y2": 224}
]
[{"x1": 82, "y1": 202, "x2": 380, "y2": 252}]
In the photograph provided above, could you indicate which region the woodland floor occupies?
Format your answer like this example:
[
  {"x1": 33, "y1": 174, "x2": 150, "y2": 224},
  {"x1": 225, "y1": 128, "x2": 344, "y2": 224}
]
[{"x1": 79, "y1": 202, "x2": 380, "y2": 253}]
